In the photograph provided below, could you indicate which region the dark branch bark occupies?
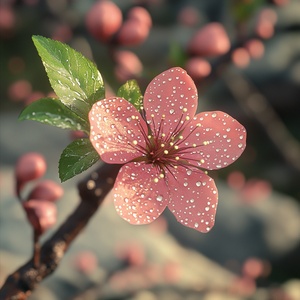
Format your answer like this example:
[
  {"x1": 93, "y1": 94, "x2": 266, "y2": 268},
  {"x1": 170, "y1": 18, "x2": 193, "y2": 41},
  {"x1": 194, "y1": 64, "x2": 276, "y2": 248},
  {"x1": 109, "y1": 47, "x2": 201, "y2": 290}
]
[{"x1": 0, "y1": 163, "x2": 121, "y2": 300}]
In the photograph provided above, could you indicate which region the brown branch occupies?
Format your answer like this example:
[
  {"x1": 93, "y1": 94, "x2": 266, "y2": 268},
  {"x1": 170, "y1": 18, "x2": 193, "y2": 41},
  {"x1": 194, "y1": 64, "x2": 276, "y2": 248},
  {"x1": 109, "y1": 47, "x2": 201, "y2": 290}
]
[{"x1": 0, "y1": 163, "x2": 121, "y2": 300}]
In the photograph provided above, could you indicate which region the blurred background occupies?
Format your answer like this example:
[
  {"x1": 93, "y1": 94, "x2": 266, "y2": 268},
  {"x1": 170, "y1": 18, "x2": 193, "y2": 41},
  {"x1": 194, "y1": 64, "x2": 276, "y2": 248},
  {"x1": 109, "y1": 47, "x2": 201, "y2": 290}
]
[{"x1": 0, "y1": 0, "x2": 300, "y2": 299}]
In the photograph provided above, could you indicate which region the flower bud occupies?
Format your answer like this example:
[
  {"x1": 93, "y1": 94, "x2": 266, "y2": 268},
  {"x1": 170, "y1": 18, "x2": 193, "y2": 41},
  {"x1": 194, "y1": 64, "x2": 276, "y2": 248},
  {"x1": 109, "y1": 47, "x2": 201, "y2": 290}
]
[
  {"x1": 185, "y1": 57, "x2": 211, "y2": 81},
  {"x1": 73, "y1": 251, "x2": 98, "y2": 275},
  {"x1": 8, "y1": 79, "x2": 32, "y2": 102},
  {"x1": 28, "y1": 180, "x2": 64, "y2": 202},
  {"x1": 177, "y1": 6, "x2": 200, "y2": 27},
  {"x1": 231, "y1": 47, "x2": 250, "y2": 68},
  {"x1": 188, "y1": 22, "x2": 230, "y2": 57},
  {"x1": 116, "y1": 7, "x2": 151, "y2": 46},
  {"x1": 244, "y1": 39, "x2": 265, "y2": 59},
  {"x1": 114, "y1": 50, "x2": 143, "y2": 82},
  {"x1": 127, "y1": 6, "x2": 152, "y2": 28},
  {"x1": 15, "y1": 152, "x2": 47, "y2": 197},
  {"x1": 85, "y1": 0, "x2": 122, "y2": 42},
  {"x1": 116, "y1": 19, "x2": 150, "y2": 46},
  {"x1": 23, "y1": 199, "x2": 57, "y2": 235}
]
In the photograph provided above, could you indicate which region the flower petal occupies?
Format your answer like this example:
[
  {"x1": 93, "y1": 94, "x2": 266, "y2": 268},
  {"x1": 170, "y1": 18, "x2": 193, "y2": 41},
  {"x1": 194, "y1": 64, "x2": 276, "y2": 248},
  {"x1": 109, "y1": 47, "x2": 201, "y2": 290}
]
[
  {"x1": 143, "y1": 67, "x2": 198, "y2": 135},
  {"x1": 89, "y1": 97, "x2": 148, "y2": 164},
  {"x1": 113, "y1": 162, "x2": 169, "y2": 225},
  {"x1": 179, "y1": 111, "x2": 247, "y2": 170},
  {"x1": 167, "y1": 166, "x2": 218, "y2": 233}
]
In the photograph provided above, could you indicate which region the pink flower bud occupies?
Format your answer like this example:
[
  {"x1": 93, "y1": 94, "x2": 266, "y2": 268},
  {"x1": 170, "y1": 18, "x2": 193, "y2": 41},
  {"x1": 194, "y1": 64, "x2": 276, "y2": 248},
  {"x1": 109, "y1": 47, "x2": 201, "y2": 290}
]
[
  {"x1": 127, "y1": 6, "x2": 152, "y2": 28},
  {"x1": 25, "y1": 91, "x2": 45, "y2": 105},
  {"x1": 23, "y1": 200, "x2": 57, "y2": 235},
  {"x1": 114, "y1": 50, "x2": 143, "y2": 82},
  {"x1": 28, "y1": 180, "x2": 64, "y2": 202},
  {"x1": 185, "y1": 57, "x2": 211, "y2": 81},
  {"x1": 255, "y1": 20, "x2": 274, "y2": 39},
  {"x1": 8, "y1": 80, "x2": 32, "y2": 102},
  {"x1": 244, "y1": 39, "x2": 265, "y2": 59},
  {"x1": 115, "y1": 241, "x2": 145, "y2": 266},
  {"x1": 255, "y1": 9, "x2": 277, "y2": 39},
  {"x1": 272, "y1": 0, "x2": 289, "y2": 6},
  {"x1": 177, "y1": 6, "x2": 200, "y2": 27},
  {"x1": 85, "y1": 0, "x2": 122, "y2": 42},
  {"x1": 242, "y1": 258, "x2": 264, "y2": 279},
  {"x1": 116, "y1": 19, "x2": 150, "y2": 46},
  {"x1": 231, "y1": 47, "x2": 250, "y2": 68},
  {"x1": 73, "y1": 251, "x2": 98, "y2": 275},
  {"x1": 0, "y1": 5, "x2": 15, "y2": 37},
  {"x1": 15, "y1": 153, "x2": 47, "y2": 196},
  {"x1": 188, "y1": 22, "x2": 230, "y2": 57}
]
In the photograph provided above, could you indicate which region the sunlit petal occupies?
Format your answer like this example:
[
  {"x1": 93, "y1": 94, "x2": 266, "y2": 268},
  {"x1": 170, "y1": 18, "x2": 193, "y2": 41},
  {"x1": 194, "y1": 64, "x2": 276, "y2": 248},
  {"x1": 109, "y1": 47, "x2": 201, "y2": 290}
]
[
  {"x1": 89, "y1": 97, "x2": 148, "y2": 164},
  {"x1": 167, "y1": 166, "x2": 218, "y2": 233},
  {"x1": 113, "y1": 162, "x2": 169, "y2": 225},
  {"x1": 143, "y1": 67, "x2": 198, "y2": 135},
  {"x1": 179, "y1": 111, "x2": 247, "y2": 170}
]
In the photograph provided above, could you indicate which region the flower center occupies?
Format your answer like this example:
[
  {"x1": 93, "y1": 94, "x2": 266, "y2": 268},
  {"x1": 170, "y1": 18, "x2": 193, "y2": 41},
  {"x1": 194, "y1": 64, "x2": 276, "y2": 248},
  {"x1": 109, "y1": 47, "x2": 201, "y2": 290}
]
[{"x1": 129, "y1": 109, "x2": 206, "y2": 173}]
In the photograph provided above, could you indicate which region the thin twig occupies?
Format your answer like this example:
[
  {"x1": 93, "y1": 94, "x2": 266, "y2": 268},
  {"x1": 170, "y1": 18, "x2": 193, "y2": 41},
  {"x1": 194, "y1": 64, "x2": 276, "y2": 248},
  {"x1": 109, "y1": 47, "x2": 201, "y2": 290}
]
[
  {"x1": 223, "y1": 69, "x2": 300, "y2": 171},
  {"x1": 0, "y1": 163, "x2": 121, "y2": 300}
]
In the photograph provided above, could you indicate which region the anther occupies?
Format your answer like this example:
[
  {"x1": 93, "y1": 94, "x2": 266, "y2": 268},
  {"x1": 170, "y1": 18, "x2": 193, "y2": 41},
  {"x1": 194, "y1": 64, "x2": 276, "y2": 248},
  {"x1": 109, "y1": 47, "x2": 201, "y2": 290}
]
[
  {"x1": 164, "y1": 150, "x2": 169, "y2": 155},
  {"x1": 154, "y1": 178, "x2": 159, "y2": 183},
  {"x1": 133, "y1": 140, "x2": 138, "y2": 145},
  {"x1": 174, "y1": 145, "x2": 179, "y2": 150},
  {"x1": 159, "y1": 174, "x2": 164, "y2": 178},
  {"x1": 175, "y1": 156, "x2": 180, "y2": 160},
  {"x1": 183, "y1": 108, "x2": 188, "y2": 112}
]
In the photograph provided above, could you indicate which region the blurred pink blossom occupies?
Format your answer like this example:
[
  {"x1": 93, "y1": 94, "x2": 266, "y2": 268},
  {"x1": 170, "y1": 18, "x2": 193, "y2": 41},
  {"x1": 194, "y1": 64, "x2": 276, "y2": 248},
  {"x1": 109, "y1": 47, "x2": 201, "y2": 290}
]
[
  {"x1": 188, "y1": 22, "x2": 230, "y2": 57},
  {"x1": 89, "y1": 67, "x2": 246, "y2": 232}
]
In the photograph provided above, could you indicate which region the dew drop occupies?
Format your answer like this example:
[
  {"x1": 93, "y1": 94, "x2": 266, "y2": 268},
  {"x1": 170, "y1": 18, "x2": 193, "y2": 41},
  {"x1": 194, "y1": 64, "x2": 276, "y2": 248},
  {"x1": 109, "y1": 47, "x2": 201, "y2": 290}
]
[
  {"x1": 156, "y1": 195, "x2": 163, "y2": 202},
  {"x1": 194, "y1": 222, "x2": 199, "y2": 228},
  {"x1": 212, "y1": 113, "x2": 217, "y2": 118},
  {"x1": 169, "y1": 109, "x2": 175, "y2": 114},
  {"x1": 238, "y1": 143, "x2": 243, "y2": 148},
  {"x1": 196, "y1": 181, "x2": 201, "y2": 187}
]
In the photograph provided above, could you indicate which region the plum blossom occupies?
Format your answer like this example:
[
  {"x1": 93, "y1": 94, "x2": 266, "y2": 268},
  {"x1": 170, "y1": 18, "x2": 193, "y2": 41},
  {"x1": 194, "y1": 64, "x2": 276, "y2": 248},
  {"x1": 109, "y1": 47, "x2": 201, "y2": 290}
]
[{"x1": 89, "y1": 67, "x2": 246, "y2": 232}]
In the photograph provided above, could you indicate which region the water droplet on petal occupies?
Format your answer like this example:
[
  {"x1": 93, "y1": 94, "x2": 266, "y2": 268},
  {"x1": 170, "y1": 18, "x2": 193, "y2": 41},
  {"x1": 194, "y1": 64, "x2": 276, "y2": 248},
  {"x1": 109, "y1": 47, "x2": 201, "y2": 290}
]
[{"x1": 156, "y1": 195, "x2": 163, "y2": 202}]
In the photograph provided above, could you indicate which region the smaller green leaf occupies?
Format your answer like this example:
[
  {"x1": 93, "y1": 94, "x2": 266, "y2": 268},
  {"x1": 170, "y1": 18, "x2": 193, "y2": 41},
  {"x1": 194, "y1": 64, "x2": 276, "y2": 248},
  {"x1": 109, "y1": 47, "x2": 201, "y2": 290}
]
[
  {"x1": 59, "y1": 138, "x2": 100, "y2": 182},
  {"x1": 117, "y1": 80, "x2": 143, "y2": 111},
  {"x1": 18, "y1": 98, "x2": 89, "y2": 133}
]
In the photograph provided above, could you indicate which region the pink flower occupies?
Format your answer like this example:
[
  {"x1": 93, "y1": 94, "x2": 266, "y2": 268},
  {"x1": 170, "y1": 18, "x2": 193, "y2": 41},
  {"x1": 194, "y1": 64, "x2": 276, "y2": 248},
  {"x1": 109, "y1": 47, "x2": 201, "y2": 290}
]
[{"x1": 89, "y1": 67, "x2": 246, "y2": 232}]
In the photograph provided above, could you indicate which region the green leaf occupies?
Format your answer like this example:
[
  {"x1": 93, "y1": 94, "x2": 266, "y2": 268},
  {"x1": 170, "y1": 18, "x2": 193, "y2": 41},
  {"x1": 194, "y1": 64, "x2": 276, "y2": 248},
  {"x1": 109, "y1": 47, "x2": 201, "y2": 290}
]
[
  {"x1": 32, "y1": 35, "x2": 105, "y2": 122},
  {"x1": 117, "y1": 80, "x2": 143, "y2": 111},
  {"x1": 59, "y1": 138, "x2": 100, "y2": 182},
  {"x1": 18, "y1": 98, "x2": 89, "y2": 133}
]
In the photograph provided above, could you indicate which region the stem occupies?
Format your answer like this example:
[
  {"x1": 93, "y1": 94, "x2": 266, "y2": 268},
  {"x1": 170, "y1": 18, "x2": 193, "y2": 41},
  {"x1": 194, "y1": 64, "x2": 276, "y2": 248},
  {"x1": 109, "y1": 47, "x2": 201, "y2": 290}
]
[{"x1": 0, "y1": 163, "x2": 121, "y2": 300}]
